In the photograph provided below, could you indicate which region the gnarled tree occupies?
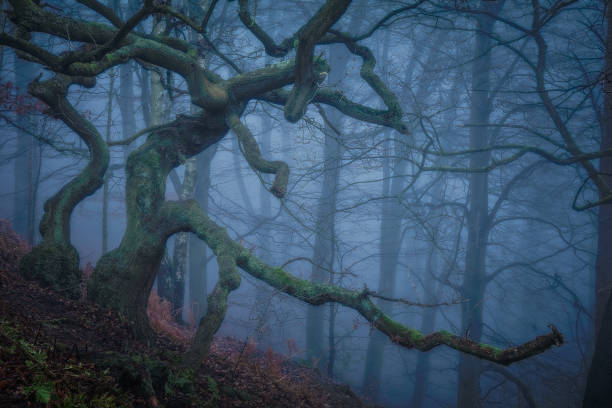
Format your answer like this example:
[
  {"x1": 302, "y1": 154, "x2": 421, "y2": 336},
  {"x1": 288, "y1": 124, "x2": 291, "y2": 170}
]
[{"x1": 2, "y1": 0, "x2": 562, "y2": 372}]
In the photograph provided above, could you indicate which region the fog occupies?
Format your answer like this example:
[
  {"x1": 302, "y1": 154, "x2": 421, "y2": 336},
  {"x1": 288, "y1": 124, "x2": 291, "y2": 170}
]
[{"x1": 0, "y1": 0, "x2": 607, "y2": 406}]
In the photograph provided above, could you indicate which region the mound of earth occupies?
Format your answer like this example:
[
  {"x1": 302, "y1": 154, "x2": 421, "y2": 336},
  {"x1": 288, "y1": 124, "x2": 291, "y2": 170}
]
[{"x1": 0, "y1": 239, "x2": 374, "y2": 407}]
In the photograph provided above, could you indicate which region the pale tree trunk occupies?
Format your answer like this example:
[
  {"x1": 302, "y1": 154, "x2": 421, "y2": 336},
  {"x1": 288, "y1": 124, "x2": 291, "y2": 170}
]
[
  {"x1": 305, "y1": 41, "x2": 349, "y2": 369},
  {"x1": 361, "y1": 139, "x2": 405, "y2": 399},
  {"x1": 149, "y1": 17, "x2": 174, "y2": 305},
  {"x1": 254, "y1": 110, "x2": 274, "y2": 345},
  {"x1": 118, "y1": 0, "x2": 137, "y2": 155},
  {"x1": 305, "y1": 116, "x2": 341, "y2": 367},
  {"x1": 457, "y1": 3, "x2": 502, "y2": 406},
  {"x1": 189, "y1": 148, "x2": 215, "y2": 323},
  {"x1": 177, "y1": 0, "x2": 212, "y2": 324},
  {"x1": 102, "y1": 68, "x2": 116, "y2": 254}
]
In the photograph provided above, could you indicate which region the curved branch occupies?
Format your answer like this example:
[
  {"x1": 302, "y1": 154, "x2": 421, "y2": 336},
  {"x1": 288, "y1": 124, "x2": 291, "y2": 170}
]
[
  {"x1": 28, "y1": 74, "x2": 109, "y2": 243},
  {"x1": 284, "y1": 0, "x2": 351, "y2": 122},
  {"x1": 258, "y1": 88, "x2": 409, "y2": 134},
  {"x1": 8, "y1": 0, "x2": 228, "y2": 109},
  {"x1": 237, "y1": 0, "x2": 296, "y2": 57},
  {"x1": 226, "y1": 112, "x2": 289, "y2": 198},
  {"x1": 176, "y1": 202, "x2": 563, "y2": 366}
]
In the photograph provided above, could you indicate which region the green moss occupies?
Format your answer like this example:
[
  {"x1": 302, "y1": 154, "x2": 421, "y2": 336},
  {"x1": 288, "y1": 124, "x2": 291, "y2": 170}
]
[
  {"x1": 19, "y1": 242, "x2": 81, "y2": 299},
  {"x1": 379, "y1": 314, "x2": 424, "y2": 344},
  {"x1": 206, "y1": 376, "x2": 220, "y2": 405},
  {"x1": 481, "y1": 344, "x2": 502, "y2": 357},
  {"x1": 164, "y1": 368, "x2": 195, "y2": 395},
  {"x1": 437, "y1": 330, "x2": 455, "y2": 343}
]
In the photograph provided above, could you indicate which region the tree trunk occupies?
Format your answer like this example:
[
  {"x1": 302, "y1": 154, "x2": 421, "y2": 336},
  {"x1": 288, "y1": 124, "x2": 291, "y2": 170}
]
[
  {"x1": 188, "y1": 148, "x2": 215, "y2": 323},
  {"x1": 583, "y1": 289, "x2": 612, "y2": 407},
  {"x1": 583, "y1": 2, "x2": 612, "y2": 405},
  {"x1": 102, "y1": 68, "x2": 116, "y2": 254},
  {"x1": 20, "y1": 75, "x2": 109, "y2": 300},
  {"x1": 410, "y1": 243, "x2": 440, "y2": 408},
  {"x1": 457, "y1": 3, "x2": 500, "y2": 406},
  {"x1": 361, "y1": 144, "x2": 405, "y2": 400},
  {"x1": 254, "y1": 111, "x2": 274, "y2": 345},
  {"x1": 411, "y1": 174, "x2": 449, "y2": 407},
  {"x1": 89, "y1": 114, "x2": 227, "y2": 338},
  {"x1": 305, "y1": 41, "x2": 347, "y2": 369},
  {"x1": 594, "y1": 0, "x2": 612, "y2": 340}
]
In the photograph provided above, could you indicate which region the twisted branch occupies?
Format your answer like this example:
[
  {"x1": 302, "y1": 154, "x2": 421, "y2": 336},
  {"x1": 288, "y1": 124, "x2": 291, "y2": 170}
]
[
  {"x1": 175, "y1": 201, "x2": 563, "y2": 366},
  {"x1": 226, "y1": 112, "x2": 289, "y2": 198}
]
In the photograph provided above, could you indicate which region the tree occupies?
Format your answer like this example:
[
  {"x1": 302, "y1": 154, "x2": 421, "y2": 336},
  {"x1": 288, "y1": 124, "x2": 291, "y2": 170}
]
[{"x1": 2, "y1": 0, "x2": 562, "y2": 375}]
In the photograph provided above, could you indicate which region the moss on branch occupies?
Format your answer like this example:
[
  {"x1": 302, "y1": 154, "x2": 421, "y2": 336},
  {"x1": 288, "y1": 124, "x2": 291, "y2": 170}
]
[
  {"x1": 172, "y1": 202, "x2": 564, "y2": 366},
  {"x1": 226, "y1": 113, "x2": 289, "y2": 198},
  {"x1": 283, "y1": 0, "x2": 350, "y2": 122}
]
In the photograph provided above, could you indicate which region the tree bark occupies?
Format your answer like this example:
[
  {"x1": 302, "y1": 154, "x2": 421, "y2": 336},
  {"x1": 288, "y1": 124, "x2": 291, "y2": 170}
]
[
  {"x1": 89, "y1": 113, "x2": 227, "y2": 338},
  {"x1": 19, "y1": 74, "x2": 109, "y2": 299},
  {"x1": 583, "y1": 1, "x2": 612, "y2": 405},
  {"x1": 188, "y1": 147, "x2": 215, "y2": 323}
]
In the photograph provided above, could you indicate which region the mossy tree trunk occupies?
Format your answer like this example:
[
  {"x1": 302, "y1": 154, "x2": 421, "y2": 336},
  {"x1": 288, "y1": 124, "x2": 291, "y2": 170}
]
[
  {"x1": 89, "y1": 113, "x2": 227, "y2": 338},
  {"x1": 19, "y1": 74, "x2": 110, "y2": 299},
  {"x1": 5, "y1": 0, "x2": 563, "y2": 375}
]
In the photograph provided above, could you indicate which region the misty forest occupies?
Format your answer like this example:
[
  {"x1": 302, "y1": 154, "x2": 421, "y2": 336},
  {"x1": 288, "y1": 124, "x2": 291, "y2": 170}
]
[{"x1": 0, "y1": 0, "x2": 611, "y2": 406}]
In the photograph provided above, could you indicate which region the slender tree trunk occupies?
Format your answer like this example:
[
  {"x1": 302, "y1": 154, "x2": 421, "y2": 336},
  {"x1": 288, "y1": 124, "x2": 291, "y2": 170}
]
[
  {"x1": 149, "y1": 17, "x2": 175, "y2": 305},
  {"x1": 102, "y1": 69, "x2": 116, "y2": 254},
  {"x1": 189, "y1": 147, "x2": 215, "y2": 322},
  {"x1": 119, "y1": 63, "x2": 136, "y2": 150},
  {"x1": 457, "y1": 4, "x2": 500, "y2": 406},
  {"x1": 411, "y1": 179, "x2": 446, "y2": 407},
  {"x1": 254, "y1": 111, "x2": 274, "y2": 345},
  {"x1": 305, "y1": 112, "x2": 341, "y2": 367},
  {"x1": 305, "y1": 41, "x2": 347, "y2": 369},
  {"x1": 583, "y1": 2, "x2": 612, "y2": 405},
  {"x1": 362, "y1": 146, "x2": 405, "y2": 400},
  {"x1": 411, "y1": 244, "x2": 439, "y2": 407}
]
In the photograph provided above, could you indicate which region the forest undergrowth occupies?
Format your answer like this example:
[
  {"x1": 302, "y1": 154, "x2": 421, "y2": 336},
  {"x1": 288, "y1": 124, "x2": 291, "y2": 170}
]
[{"x1": 0, "y1": 219, "x2": 373, "y2": 407}]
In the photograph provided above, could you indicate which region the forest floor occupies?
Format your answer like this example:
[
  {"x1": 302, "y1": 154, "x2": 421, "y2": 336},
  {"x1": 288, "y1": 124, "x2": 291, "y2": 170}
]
[{"x1": 0, "y1": 223, "x2": 376, "y2": 408}]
